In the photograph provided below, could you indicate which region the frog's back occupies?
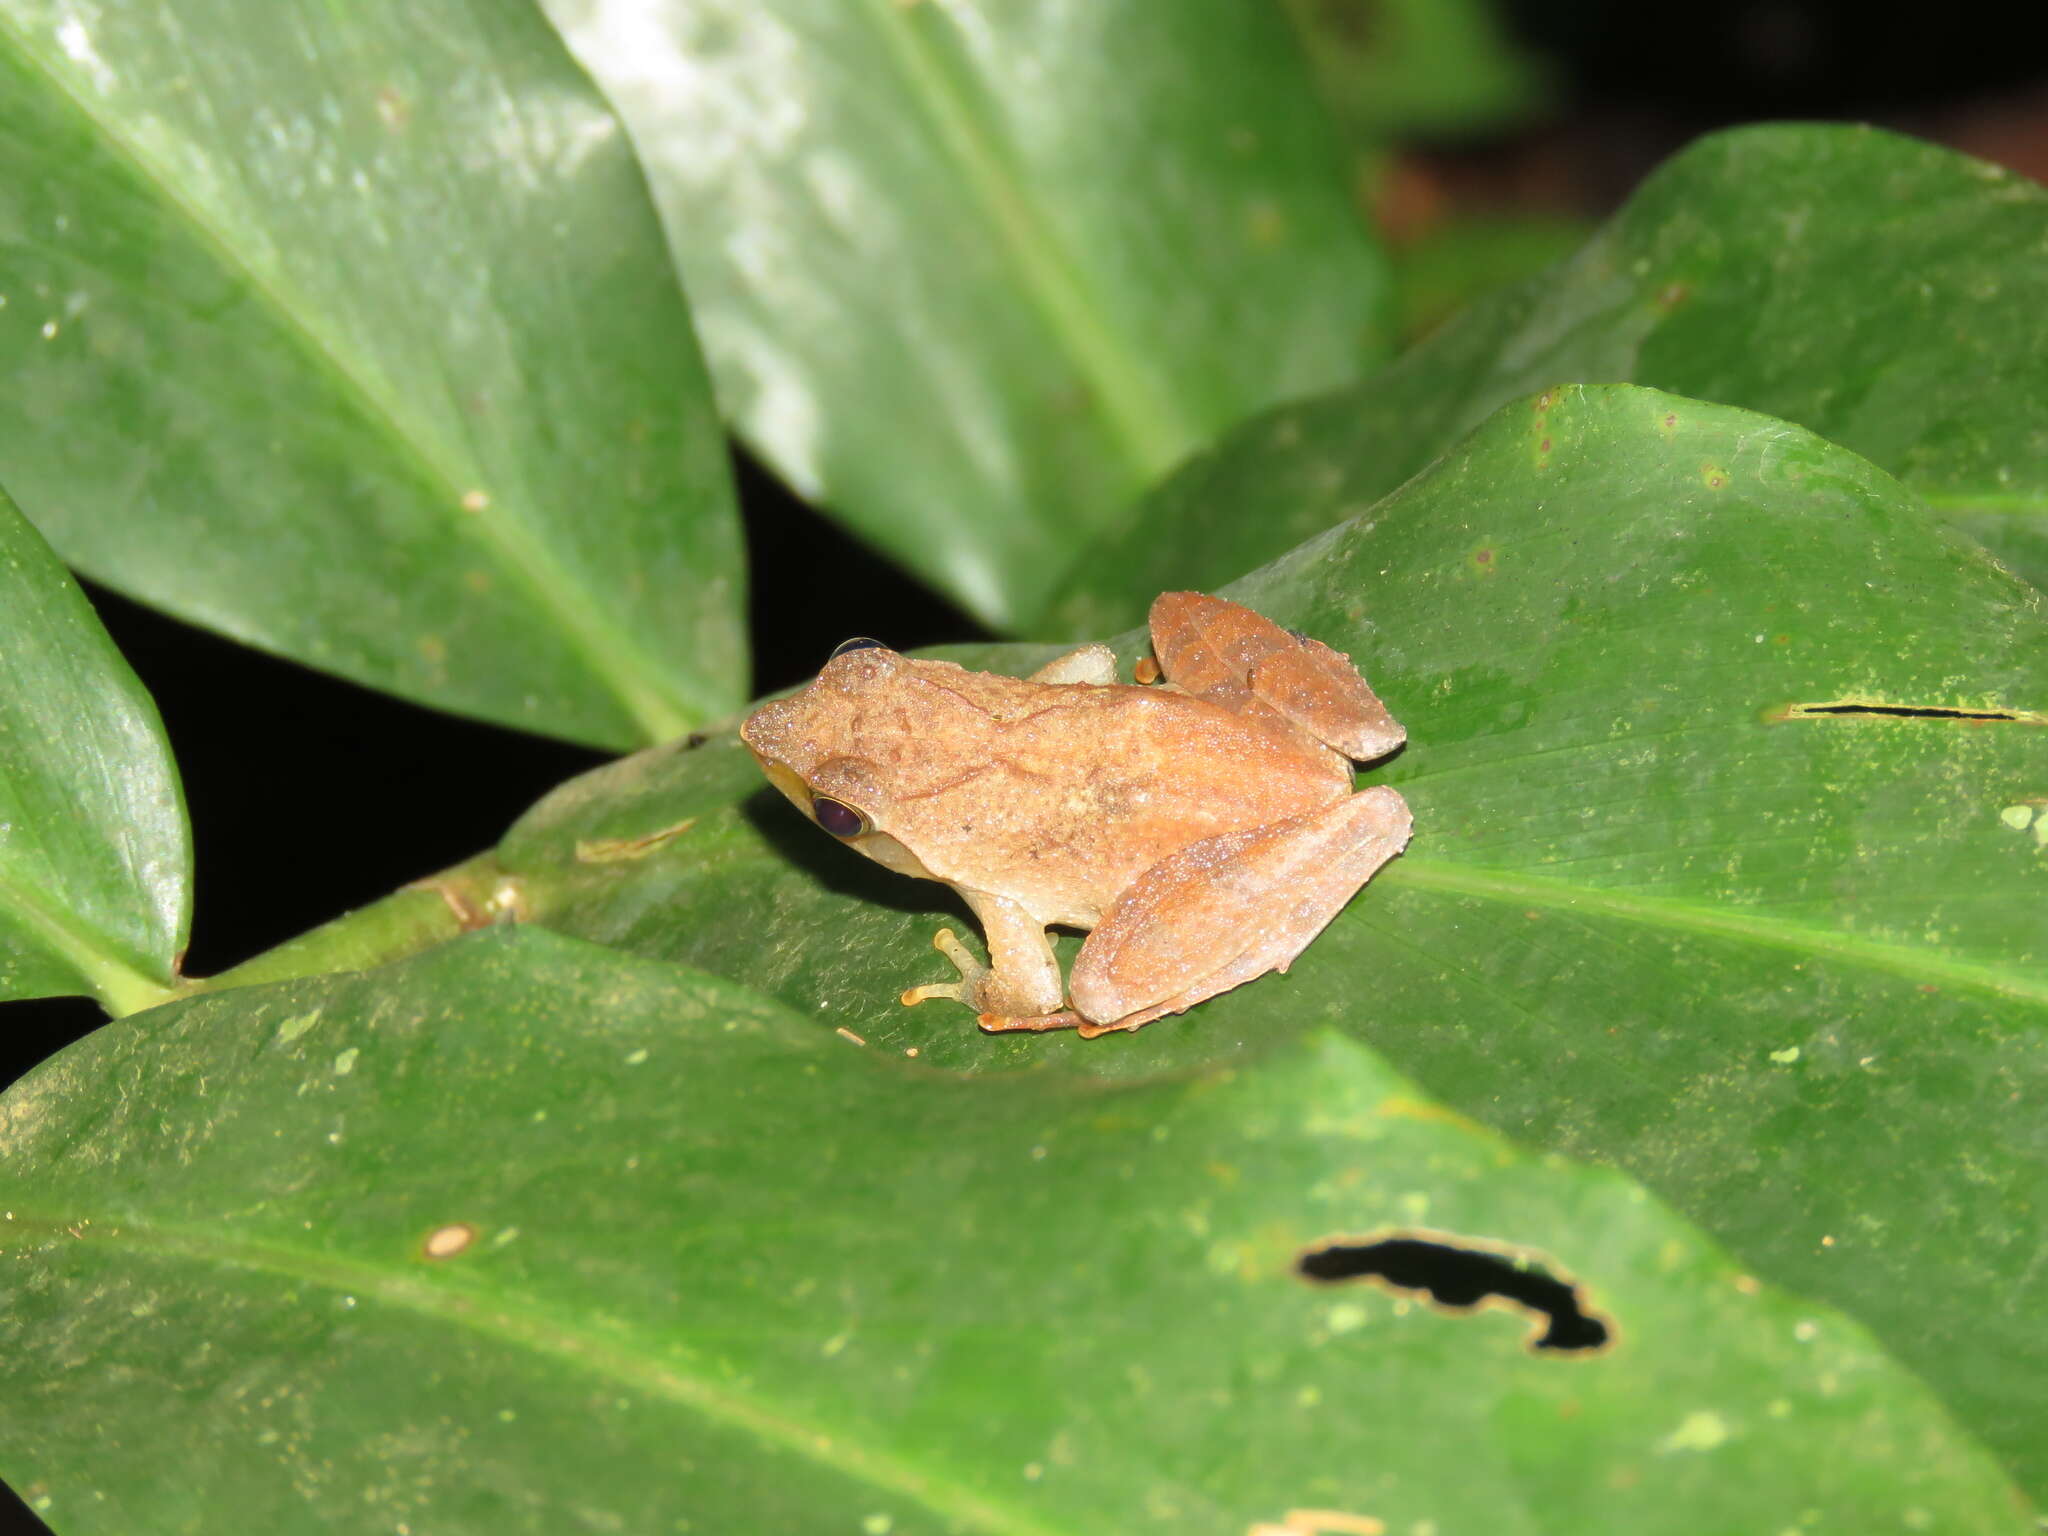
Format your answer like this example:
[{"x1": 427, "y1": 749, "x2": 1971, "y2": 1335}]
[
  {"x1": 921, "y1": 677, "x2": 1353, "y2": 917},
  {"x1": 999, "y1": 680, "x2": 1343, "y2": 793}
]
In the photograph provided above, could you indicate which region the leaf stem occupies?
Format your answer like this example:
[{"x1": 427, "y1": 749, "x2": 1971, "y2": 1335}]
[
  {"x1": 0, "y1": 869, "x2": 179, "y2": 1018},
  {"x1": 91, "y1": 961, "x2": 182, "y2": 1019},
  {"x1": 196, "y1": 852, "x2": 511, "y2": 995}
]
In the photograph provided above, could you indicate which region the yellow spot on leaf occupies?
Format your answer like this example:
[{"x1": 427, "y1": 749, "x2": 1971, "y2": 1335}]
[
  {"x1": 1249, "y1": 1510, "x2": 1387, "y2": 1536},
  {"x1": 1247, "y1": 200, "x2": 1287, "y2": 245},
  {"x1": 574, "y1": 819, "x2": 695, "y2": 862},
  {"x1": 422, "y1": 1223, "x2": 477, "y2": 1260},
  {"x1": 1374, "y1": 1095, "x2": 1478, "y2": 1133},
  {"x1": 274, "y1": 1011, "x2": 320, "y2": 1043},
  {"x1": 1657, "y1": 1409, "x2": 1731, "y2": 1453}
]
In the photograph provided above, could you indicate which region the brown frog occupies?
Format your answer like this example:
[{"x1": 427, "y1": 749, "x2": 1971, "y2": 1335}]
[{"x1": 740, "y1": 592, "x2": 1412, "y2": 1037}]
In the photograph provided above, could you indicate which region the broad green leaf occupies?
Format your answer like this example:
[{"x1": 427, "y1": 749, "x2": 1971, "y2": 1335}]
[
  {"x1": 1051, "y1": 123, "x2": 2048, "y2": 633},
  {"x1": 545, "y1": 0, "x2": 1391, "y2": 631},
  {"x1": 0, "y1": 929, "x2": 2027, "y2": 1531},
  {"x1": 480, "y1": 386, "x2": 2048, "y2": 1497},
  {"x1": 0, "y1": 483, "x2": 185, "y2": 1013},
  {"x1": 0, "y1": 0, "x2": 744, "y2": 749}
]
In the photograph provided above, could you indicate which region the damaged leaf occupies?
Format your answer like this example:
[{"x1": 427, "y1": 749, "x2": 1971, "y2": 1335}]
[
  {"x1": 492, "y1": 384, "x2": 2048, "y2": 1501},
  {"x1": 0, "y1": 929, "x2": 2023, "y2": 1532}
]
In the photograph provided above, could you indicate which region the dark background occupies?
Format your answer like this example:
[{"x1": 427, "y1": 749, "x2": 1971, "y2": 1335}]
[{"x1": 7, "y1": 2, "x2": 2048, "y2": 1529}]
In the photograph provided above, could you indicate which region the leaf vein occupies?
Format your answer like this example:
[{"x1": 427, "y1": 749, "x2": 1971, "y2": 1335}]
[{"x1": 1382, "y1": 856, "x2": 2048, "y2": 1007}]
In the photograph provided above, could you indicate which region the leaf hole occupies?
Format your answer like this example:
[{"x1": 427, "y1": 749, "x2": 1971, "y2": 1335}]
[
  {"x1": 1297, "y1": 1232, "x2": 1612, "y2": 1353},
  {"x1": 1775, "y1": 701, "x2": 2039, "y2": 724}
]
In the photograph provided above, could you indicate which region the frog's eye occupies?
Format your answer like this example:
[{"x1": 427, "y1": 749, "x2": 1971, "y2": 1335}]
[
  {"x1": 828, "y1": 636, "x2": 889, "y2": 661},
  {"x1": 811, "y1": 795, "x2": 870, "y2": 838}
]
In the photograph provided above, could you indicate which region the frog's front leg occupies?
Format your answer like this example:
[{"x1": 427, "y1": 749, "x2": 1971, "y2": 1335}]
[
  {"x1": 900, "y1": 888, "x2": 1077, "y2": 1029},
  {"x1": 1026, "y1": 642, "x2": 1119, "y2": 687},
  {"x1": 1065, "y1": 786, "x2": 1412, "y2": 1036}
]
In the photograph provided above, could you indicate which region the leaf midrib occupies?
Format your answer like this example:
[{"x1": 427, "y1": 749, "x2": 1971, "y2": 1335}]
[
  {"x1": 858, "y1": 0, "x2": 1193, "y2": 483},
  {"x1": 0, "y1": 861, "x2": 173, "y2": 1014},
  {"x1": 1923, "y1": 491, "x2": 2048, "y2": 517},
  {"x1": 9, "y1": 1213, "x2": 1073, "y2": 1536},
  {"x1": 1381, "y1": 854, "x2": 2048, "y2": 1007},
  {"x1": 0, "y1": 16, "x2": 709, "y2": 740}
]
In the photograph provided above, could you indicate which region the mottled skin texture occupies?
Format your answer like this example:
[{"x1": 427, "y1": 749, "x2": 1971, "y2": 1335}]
[{"x1": 742, "y1": 593, "x2": 1413, "y2": 1037}]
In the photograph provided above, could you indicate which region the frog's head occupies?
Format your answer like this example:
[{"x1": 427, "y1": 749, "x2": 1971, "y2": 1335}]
[{"x1": 739, "y1": 640, "x2": 942, "y2": 883}]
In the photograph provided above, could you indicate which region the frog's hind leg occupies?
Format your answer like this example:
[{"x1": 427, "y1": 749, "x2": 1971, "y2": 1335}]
[
  {"x1": 1149, "y1": 592, "x2": 1404, "y2": 762},
  {"x1": 1067, "y1": 787, "x2": 1412, "y2": 1036}
]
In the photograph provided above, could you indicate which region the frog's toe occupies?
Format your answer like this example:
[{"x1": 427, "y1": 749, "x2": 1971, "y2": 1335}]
[
  {"x1": 978, "y1": 1009, "x2": 1085, "y2": 1034},
  {"x1": 900, "y1": 928, "x2": 984, "y2": 1008}
]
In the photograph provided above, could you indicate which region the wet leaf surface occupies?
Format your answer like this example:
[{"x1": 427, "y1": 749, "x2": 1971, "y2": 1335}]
[
  {"x1": 0, "y1": 0, "x2": 744, "y2": 746},
  {"x1": 546, "y1": 0, "x2": 1390, "y2": 631}
]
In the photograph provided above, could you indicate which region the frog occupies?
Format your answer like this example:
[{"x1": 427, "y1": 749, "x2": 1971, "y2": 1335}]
[{"x1": 739, "y1": 591, "x2": 1412, "y2": 1038}]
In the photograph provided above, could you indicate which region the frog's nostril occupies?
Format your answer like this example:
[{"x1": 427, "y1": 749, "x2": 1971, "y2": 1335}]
[{"x1": 812, "y1": 796, "x2": 870, "y2": 838}]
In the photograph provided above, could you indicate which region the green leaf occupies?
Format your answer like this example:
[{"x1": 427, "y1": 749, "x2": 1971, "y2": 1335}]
[
  {"x1": 483, "y1": 385, "x2": 2048, "y2": 1499},
  {"x1": 1388, "y1": 212, "x2": 1589, "y2": 346},
  {"x1": 0, "y1": 928, "x2": 2026, "y2": 1531},
  {"x1": 1051, "y1": 122, "x2": 2048, "y2": 633},
  {"x1": 544, "y1": 0, "x2": 1391, "y2": 631},
  {"x1": 1278, "y1": 0, "x2": 1548, "y2": 142},
  {"x1": 0, "y1": 0, "x2": 745, "y2": 749},
  {"x1": 0, "y1": 483, "x2": 185, "y2": 1013}
]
